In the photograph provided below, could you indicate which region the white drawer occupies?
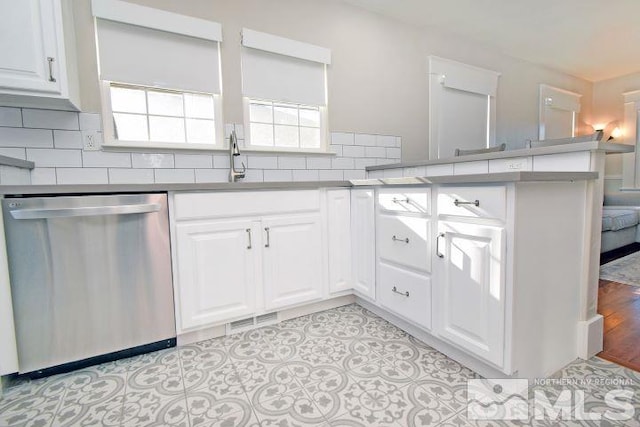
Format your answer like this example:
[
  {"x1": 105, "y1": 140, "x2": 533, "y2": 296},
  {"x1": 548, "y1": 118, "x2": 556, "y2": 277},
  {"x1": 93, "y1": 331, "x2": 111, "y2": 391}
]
[
  {"x1": 174, "y1": 190, "x2": 320, "y2": 220},
  {"x1": 378, "y1": 188, "x2": 431, "y2": 214},
  {"x1": 438, "y1": 186, "x2": 506, "y2": 221},
  {"x1": 378, "y1": 214, "x2": 430, "y2": 272},
  {"x1": 379, "y1": 262, "x2": 431, "y2": 329}
]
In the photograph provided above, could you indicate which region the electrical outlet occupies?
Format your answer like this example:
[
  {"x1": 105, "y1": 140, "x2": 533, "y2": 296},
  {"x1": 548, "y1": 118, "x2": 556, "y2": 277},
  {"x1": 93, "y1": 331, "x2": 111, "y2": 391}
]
[{"x1": 83, "y1": 131, "x2": 101, "y2": 151}]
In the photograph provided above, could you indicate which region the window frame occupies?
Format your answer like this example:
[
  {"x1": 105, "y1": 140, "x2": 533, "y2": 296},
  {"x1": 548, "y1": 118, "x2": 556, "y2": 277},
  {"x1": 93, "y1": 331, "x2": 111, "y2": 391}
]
[
  {"x1": 242, "y1": 97, "x2": 329, "y2": 154},
  {"x1": 100, "y1": 81, "x2": 225, "y2": 151}
]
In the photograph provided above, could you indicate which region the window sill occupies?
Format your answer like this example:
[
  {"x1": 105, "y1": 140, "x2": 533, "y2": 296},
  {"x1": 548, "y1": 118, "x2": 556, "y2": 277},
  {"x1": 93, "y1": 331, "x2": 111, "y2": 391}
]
[{"x1": 101, "y1": 142, "x2": 336, "y2": 156}]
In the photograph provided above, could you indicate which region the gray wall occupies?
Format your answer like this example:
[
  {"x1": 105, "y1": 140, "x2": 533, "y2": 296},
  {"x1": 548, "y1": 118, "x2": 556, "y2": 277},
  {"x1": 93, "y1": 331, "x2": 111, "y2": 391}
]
[{"x1": 71, "y1": 0, "x2": 593, "y2": 162}]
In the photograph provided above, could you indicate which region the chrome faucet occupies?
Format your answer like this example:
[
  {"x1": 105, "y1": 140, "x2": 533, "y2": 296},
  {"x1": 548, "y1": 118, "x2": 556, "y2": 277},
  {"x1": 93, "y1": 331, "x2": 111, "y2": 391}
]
[{"x1": 229, "y1": 130, "x2": 246, "y2": 182}]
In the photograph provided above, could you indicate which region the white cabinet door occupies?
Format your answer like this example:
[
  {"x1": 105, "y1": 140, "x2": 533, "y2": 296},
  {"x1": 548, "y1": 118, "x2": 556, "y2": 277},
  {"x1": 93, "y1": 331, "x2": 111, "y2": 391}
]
[
  {"x1": 435, "y1": 220, "x2": 506, "y2": 367},
  {"x1": 175, "y1": 220, "x2": 257, "y2": 330},
  {"x1": 351, "y1": 189, "x2": 376, "y2": 300},
  {"x1": 0, "y1": 0, "x2": 64, "y2": 94},
  {"x1": 263, "y1": 214, "x2": 324, "y2": 310},
  {"x1": 327, "y1": 190, "x2": 352, "y2": 294}
]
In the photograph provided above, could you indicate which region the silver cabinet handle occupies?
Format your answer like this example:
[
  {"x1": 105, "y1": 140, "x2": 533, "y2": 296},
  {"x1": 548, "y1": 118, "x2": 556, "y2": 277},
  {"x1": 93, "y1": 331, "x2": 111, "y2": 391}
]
[
  {"x1": 392, "y1": 235, "x2": 409, "y2": 243},
  {"x1": 246, "y1": 228, "x2": 252, "y2": 249},
  {"x1": 392, "y1": 286, "x2": 409, "y2": 297},
  {"x1": 264, "y1": 227, "x2": 270, "y2": 248},
  {"x1": 436, "y1": 232, "x2": 445, "y2": 258},
  {"x1": 392, "y1": 197, "x2": 410, "y2": 204},
  {"x1": 454, "y1": 199, "x2": 479, "y2": 207},
  {"x1": 47, "y1": 57, "x2": 56, "y2": 82},
  {"x1": 10, "y1": 203, "x2": 160, "y2": 219}
]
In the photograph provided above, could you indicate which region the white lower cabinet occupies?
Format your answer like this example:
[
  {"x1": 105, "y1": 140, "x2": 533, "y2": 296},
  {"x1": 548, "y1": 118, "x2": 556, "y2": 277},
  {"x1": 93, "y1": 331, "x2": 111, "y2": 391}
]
[
  {"x1": 378, "y1": 262, "x2": 431, "y2": 329},
  {"x1": 175, "y1": 220, "x2": 257, "y2": 330},
  {"x1": 263, "y1": 215, "x2": 323, "y2": 310},
  {"x1": 351, "y1": 189, "x2": 376, "y2": 300},
  {"x1": 327, "y1": 190, "x2": 352, "y2": 294},
  {"x1": 434, "y1": 220, "x2": 506, "y2": 367}
]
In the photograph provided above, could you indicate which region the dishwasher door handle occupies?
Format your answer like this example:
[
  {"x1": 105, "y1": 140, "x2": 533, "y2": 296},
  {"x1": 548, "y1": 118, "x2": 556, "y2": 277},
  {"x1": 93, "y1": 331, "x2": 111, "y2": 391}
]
[{"x1": 10, "y1": 203, "x2": 161, "y2": 220}]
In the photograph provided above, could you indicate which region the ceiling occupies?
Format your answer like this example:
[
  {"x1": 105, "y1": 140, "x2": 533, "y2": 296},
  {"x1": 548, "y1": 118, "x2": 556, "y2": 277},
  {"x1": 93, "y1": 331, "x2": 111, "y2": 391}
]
[{"x1": 341, "y1": 0, "x2": 640, "y2": 82}]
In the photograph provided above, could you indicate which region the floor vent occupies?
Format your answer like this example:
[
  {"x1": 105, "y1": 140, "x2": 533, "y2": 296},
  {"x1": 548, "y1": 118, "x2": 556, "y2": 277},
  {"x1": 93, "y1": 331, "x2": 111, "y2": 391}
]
[{"x1": 226, "y1": 312, "x2": 279, "y2": 334}]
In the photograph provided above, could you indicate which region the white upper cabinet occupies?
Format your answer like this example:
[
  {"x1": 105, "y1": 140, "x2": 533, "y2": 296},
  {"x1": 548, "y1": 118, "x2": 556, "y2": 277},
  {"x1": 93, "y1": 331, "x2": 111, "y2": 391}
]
[{"x1": 0, "y1": 0, "x2": 80, "y2": 110}]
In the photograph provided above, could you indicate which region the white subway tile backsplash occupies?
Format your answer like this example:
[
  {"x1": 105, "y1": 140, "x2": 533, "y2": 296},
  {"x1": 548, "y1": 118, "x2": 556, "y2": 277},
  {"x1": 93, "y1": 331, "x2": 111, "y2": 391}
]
[
  {"x1": 386, "y1": 147, "x2": 401, "y2": 159},
  {"x1": 53, "y1": 130, "x2": 83, "y2": 149},
  {"x1": 0, "y1": 148, "x2": 26, "y2": 159},
  {"x1": 278, "y1": 156, "x2": 306, "y2": 169},
  {"x1": 383, "y1": 169, "x2": 404, "y2": 178},
  {"x1": 292, "y1": 169, "x2": 319, "y2": 181},
  {"x1": 83, "y1": 151, "x2": 131, "y2": 168},
  {"x1": 0, "y1": 127, "x2": 53, "y2": 148},
  {"x1": 396, "y1": 137, "x2": 402, "y2": 148},
  {"x1": 108, "y1": 168, "x2": 154, "y2": 184},
  {"x1": 319, "y1": 170, "x2": 343, "y2": 181},
  {"x1": 154, "y1": 169, "x2": 195, "y2": 183},
  {"x1": 355, "y1": 134, "x2": 376, "y2": 147},
  {"x1": 342, "y1": 145, "x2": 365, "y2": 158},
  {"x1": 0, "y1": 107, "x2": 22, "y2": 127},
  {"x1": 248, "y1": 156, "x2": 278, "y2": 169},
  {"x1": 79, "y1": 113, "x2": 102, "y2": 131},
  {"x1": 30, "y1": 168, "x2": 57, "y2": 185},
  {"x1": 306, "y1": 157, "x2": 332, "y2": 169},
  {"x1": 376, "y1": 158, "x2": 395, "y2": 166},
  {"x1": 368, "y1": 170, "x2": 384, "y2": 179},
  {"x1": 213, "y1": 155, "x2": 230, "y2": 169},
  {"x1": 132, "y1": 153, "x2": 175, "y2": 168},
  {"x1": 27, "y1": 148, "x2": 82, "y2": 167},
  {"x1": 175, "y1": 154, "x2": 213, "y2": 169},
  {"x1": 195, "y1": 168, "x2": 228, "y2": 183},
  {"x1": 355, "y1": 158, "x2": 377, "y2": 169},
  {"x1": 243, "y1": 169, "x2": 264, "y2": 182},
  {"x1": 0, "y1": 166, "x2": 31, "y2": 185},
  {"x1": 365, "y1": 147, "x2": 386, "y2": 158},
  {"x1": 329, "y1": 144, "x2": 343, "y2": 156},
  {"x1": 23, "y1": 109, "x2": 79, "y2": 130},
  {"x1": 332, "y1": 157, "x2": 355, "y2": 169},
  {"x1": 263, "y1": 169, "x2": 292, "y2": 182},
  {"x1": 331, "y1": 132, "x2": 354, "y2": 145},
  {"x1": 56, "y1": 168, "x2": 108, "y2": 184},
  {"x1": 376, "y1": 135, "x2": 396, "y2": 147},
  {"x1": 343, "y1": 170, "x2": 366, "y2": 180}
]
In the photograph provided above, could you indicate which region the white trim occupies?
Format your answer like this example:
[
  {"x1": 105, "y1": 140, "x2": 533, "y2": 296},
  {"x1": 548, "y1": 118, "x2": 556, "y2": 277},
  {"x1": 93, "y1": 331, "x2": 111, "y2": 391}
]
[
  {"x1": 428, "y1": 55, "x2": 500, "y2": 96},
  {"x1": 242, "y1": 28, "x2": 331, "y2": 65},
  {"x1": 623, "y1": 90, "x2": 640, "y2": 103},
  {"x1": 91, "y1": 0, "x2": 222, "y2": 42}
]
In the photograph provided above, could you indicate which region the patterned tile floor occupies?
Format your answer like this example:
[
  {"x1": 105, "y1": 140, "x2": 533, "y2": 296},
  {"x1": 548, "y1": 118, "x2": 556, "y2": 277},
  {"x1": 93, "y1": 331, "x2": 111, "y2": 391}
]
[{"x1": 1, "y1": 303, "x2": 639, "y2": 426}]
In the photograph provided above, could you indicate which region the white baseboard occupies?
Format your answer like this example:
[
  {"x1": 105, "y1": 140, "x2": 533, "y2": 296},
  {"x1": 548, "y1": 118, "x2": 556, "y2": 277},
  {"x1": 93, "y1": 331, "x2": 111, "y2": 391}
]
[{"x1": 577, "y1": 315, "x2": 603, "y2": 359}]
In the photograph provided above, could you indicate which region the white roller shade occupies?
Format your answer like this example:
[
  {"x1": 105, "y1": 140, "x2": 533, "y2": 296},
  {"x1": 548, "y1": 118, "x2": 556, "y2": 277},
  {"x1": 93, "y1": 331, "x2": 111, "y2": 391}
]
[
  {"x1": 241, "y1": 29, "x2": 329, "y2": 106},
  {"x1": 430, "y1": 56, "x2": 500, "y2": 97},
  {"x1": 93, "y1": 0, "x2": 221, "y2": 94}
]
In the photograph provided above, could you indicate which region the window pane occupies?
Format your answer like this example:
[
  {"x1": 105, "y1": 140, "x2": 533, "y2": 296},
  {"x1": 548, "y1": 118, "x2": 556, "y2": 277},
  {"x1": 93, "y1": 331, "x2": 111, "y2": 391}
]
[
  {"x1": 250, "y1": 123, "x2": 274, "y2": 146},
  {"x1": 113, "y1": 113, "x2": 148, "y2": 141},
  {"x1": 250, "y1": 102, "x2": 273, "y2": 124},
  {"x1": 300, "y1": 107, "x2": 320, "y2": 127},
  {"x1": 275, "y1": 125, "x2": 299, "y2": 148},
  {"x1": 184, "y1": 93, "x2": 215, "y2": 119},
  {"x1": 110, "y1": 87, "x2": 146, "y2": 114},
  {"x1": 274, "y1": 105, "x2": 298, "y2": 126},
  {"x1": 300, "y1": 127, "x2": 321, "y2": 148},
  {"x1": 186, "y1": 119, "x2": 215, "y2": 143},
  {"x1": 149, "y1": 116, "x2": 185, "y2": 143},
  {"x1": 147, "y1": 90, "x2": 184, "y2": 117}
]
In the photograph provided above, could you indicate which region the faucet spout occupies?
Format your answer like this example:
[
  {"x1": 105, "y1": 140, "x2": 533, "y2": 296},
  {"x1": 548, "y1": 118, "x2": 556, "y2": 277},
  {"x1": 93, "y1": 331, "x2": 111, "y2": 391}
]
[{"x1": 229, "y1": 130, "x2": 245, "y2": 182}]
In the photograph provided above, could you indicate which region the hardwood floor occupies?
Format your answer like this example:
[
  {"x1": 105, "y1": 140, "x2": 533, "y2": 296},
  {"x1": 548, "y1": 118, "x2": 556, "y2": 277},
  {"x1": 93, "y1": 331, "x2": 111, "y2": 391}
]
[{"x1": 598, "y1": 279, "x2": 640, "y2": 372}]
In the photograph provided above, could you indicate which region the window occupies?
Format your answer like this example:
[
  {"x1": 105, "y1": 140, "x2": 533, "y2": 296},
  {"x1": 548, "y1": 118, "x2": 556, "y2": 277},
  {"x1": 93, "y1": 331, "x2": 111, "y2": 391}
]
[
  {"x1": 428, "y1": 56, "x2": 501, "y2": 159},
  {"x1": 92, "y1": 0, "x2": 223, "y2": 149},
  {"x1": 539, "y1": 84, "x2": 581, "y2": 140},
  {"x1": 241, "y1": 29, "x2": 331, "y2": 153}
]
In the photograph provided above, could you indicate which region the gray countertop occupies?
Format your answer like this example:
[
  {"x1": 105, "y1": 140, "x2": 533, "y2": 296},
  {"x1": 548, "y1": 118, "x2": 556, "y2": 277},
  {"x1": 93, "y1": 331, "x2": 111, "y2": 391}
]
[
  {"x1": 0, "y1": 155, "x2": 35, "y2": 170},
  {"x1": 366, "y1": 141, "x2": 633, "y2": 171},
  {"x1": 0, "y1": 172, "x2": 597, "y2": 195}
]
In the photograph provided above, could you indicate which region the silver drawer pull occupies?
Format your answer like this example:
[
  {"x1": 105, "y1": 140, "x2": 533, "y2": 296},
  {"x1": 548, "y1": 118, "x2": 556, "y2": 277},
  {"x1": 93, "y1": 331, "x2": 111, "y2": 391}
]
[
  {"x1": 264, "y1": 227, "x2": 270, "y2": 248},
  {"x1": 47, "y1": 57, "x2": 56, "y2": 82},
  {"x1": 392, "y1": 197, "x2": 410, "y2": 204},
  {"x1": 454, "y1": 199, "x2": 480, "y2": 207},
  {"x1": 392, "y1": 235, "x2": 409, "y2": 244},
  {"x1": 392, "y1": 286, "x2": 409, "y2": 297},
  {"x1": 246, "y1": 228, "x2": 252, "y2": 249},
  {"x1": 436, "y1": 233, "x2": 445, "y2": 258}
]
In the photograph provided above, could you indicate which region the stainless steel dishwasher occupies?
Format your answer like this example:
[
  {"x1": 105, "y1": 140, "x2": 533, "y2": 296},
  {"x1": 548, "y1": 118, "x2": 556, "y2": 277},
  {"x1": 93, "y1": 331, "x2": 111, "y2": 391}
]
[{"x1": 2, "y1": 193, "x2": 176, "y2": 377}]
